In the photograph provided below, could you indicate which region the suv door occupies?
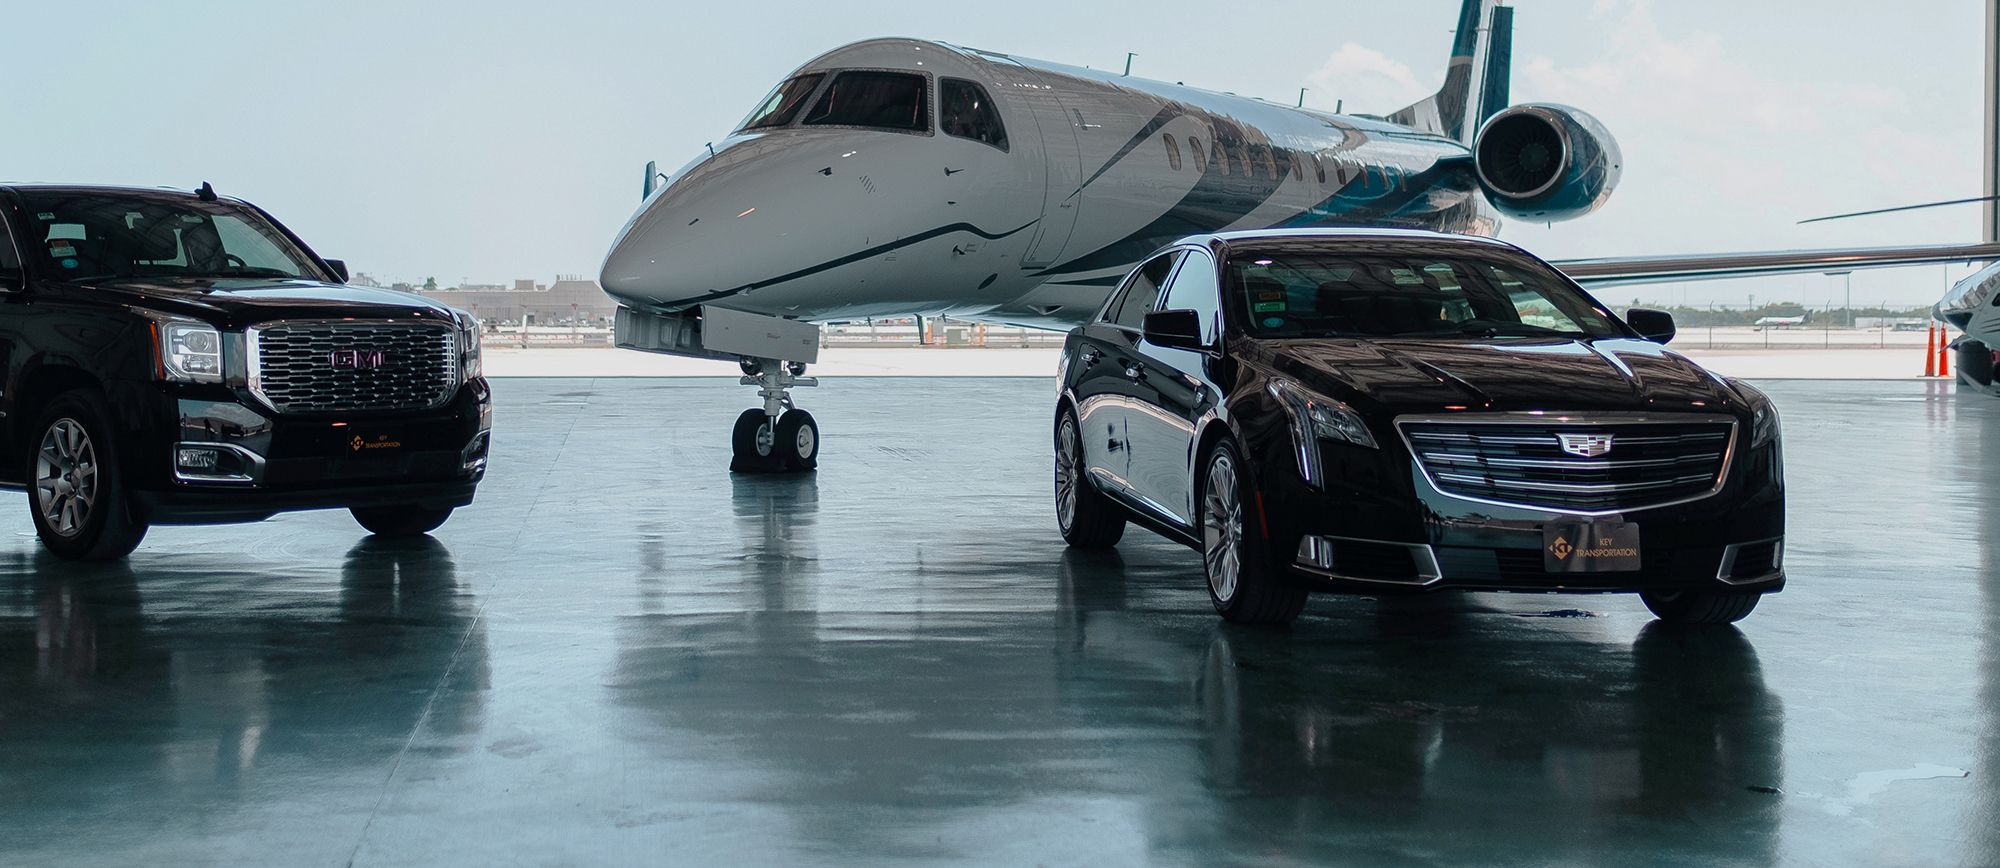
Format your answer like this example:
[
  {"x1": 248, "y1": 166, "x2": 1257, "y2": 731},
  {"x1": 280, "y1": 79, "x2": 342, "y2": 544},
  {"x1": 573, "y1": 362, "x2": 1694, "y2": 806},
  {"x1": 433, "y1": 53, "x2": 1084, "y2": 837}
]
[
  {"x1": 0, "y1": 205, "x2": 24, "y2": 476},
  {"x1": 1128, "y1": 247, "x2": 1222, "y2": 524},
  {"x1": 1071, "y1": 251, "x2": 1180, "y2": 501}
]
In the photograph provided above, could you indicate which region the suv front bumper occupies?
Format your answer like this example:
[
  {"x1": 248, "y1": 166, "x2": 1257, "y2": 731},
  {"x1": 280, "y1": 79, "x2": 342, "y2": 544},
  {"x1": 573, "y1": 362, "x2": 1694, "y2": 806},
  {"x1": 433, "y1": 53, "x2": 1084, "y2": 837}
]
[{"x1": 130, "y1": 378, "x2": 492, "y2": 524}]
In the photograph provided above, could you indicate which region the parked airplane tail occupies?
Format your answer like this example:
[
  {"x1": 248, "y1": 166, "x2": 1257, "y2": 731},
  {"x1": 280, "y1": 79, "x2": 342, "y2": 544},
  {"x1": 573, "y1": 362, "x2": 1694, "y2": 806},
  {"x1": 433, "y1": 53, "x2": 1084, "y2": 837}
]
[{"x1": 1390, "y1": 0, "x2": 1510, "y2": 144}]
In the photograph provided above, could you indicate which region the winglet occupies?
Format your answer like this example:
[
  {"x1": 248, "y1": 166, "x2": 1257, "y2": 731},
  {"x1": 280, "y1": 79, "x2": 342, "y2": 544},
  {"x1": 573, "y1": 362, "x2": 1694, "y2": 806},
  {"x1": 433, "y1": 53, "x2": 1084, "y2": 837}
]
[{"x1": 642, "y1": 161, "x2": 661, "y2": 200}]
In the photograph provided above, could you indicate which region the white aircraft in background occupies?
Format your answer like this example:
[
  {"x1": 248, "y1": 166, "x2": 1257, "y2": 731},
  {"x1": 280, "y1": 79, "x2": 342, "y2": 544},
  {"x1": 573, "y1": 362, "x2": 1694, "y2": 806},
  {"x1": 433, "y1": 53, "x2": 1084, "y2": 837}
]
[{"x1": 601, "y1": 0, "x2": 2000, "y2": 471}]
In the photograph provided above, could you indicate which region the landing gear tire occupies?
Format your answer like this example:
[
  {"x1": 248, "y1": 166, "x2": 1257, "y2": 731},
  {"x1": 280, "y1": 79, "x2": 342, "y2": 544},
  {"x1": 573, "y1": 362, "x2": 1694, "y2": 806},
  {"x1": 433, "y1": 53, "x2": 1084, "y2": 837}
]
[
  {"x1": 774, "y1": 409, "x2": 819, "y2": 471},
  {"x1": 1640, "y1": 588, "x2": 1762, "y2": 625},
  {"x1": 730, "y1": 408, "x2": 783, "y2": 473},
  {"x1": 1200, "y1": 439, "x2": 1306, "y2": 625},
  {"x1": 28, "y1": 389, "x2": 149, "y2": 560},
  {"x1": 1054, "y1": 409, "x2": 1124, "y2": 548},
  {"x1": 351, "y1": 504, "x2": 455, "y2": 537}
]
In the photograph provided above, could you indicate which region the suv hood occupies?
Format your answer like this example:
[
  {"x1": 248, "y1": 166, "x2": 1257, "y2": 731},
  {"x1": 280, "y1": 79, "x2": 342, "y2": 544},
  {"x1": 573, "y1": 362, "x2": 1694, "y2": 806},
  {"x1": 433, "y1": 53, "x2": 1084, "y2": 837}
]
[
  {"x1": 1263, "y1": 336, "x2": 1743, "y2": 414},
  {"x1": 69, "y1": 277, "x2": 458, "y2": 327}
]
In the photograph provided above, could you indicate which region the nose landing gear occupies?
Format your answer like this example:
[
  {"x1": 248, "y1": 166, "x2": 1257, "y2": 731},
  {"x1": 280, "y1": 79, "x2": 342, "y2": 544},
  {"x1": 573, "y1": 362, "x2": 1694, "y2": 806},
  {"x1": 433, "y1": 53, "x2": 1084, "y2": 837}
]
[{"x1": 731, "y1": 358, "x2": 819, "y2": 472}]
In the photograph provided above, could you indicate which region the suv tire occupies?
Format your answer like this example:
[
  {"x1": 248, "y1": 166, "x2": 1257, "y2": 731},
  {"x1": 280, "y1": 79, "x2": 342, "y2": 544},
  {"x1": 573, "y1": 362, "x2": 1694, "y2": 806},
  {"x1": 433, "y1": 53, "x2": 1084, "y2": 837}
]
[
  {"x1": 351, "y1": 504, "x2": 455, "y2": 537},
  {"x1": 28, "y1": 389, "x2": 149, "y2": 560}
]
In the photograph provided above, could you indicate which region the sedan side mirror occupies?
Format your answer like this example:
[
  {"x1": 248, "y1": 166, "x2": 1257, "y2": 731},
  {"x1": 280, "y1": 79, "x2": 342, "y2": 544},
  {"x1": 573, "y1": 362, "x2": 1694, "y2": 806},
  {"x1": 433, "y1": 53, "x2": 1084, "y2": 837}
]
[
  {"x1": 1627, "y1": 308, "x2": 1676, "y2": 344},
  {"x1": 1143, "y1": 309, "x2": 1207, "y2": 351},
  {"x1": 324, "y1": 258, "x2": 350, "y2": 283}
]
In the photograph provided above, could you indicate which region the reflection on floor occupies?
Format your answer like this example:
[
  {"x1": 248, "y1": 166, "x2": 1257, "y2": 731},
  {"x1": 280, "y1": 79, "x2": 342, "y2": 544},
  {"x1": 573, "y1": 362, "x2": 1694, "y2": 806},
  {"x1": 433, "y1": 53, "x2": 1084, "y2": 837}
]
[{"x1": 0, "y1": 378, "x2": 1990, "y2": 865}]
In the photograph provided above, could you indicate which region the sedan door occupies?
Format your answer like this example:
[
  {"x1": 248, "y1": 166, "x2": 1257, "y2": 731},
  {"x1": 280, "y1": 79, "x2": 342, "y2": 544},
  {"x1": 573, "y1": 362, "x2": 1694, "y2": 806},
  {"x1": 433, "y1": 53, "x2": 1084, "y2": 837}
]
[
  {"x1": 1071, "y1": 251, "x2": 1180, "y2": 500},
  {"x1": 1127, "y1": 247, "x2": 1223, "y2": 525}
]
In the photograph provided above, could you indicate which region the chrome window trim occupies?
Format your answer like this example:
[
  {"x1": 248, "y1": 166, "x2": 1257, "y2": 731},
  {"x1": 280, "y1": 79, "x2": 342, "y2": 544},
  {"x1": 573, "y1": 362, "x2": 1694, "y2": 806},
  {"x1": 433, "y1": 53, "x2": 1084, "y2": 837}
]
[
  {"x1": 246, "y1": 318, "x2": 459, "y2": 415},
  {"x1": 1394, "y1": 412, "x2": 1740, "y2": 518}
]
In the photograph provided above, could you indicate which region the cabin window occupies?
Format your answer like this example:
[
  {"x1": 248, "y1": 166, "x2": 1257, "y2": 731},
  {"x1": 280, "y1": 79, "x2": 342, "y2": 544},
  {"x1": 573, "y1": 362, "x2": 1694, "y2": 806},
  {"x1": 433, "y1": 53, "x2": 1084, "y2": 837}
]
[
  {"x1": 1187, "y1": 137, "x2": 1203, "y2": 170},
  {"x1": 1290, "y1": 153, "x2": 1305, "y2": 182},
  {"x1": 1312, "y1": 154, "x2": 1327, "y2": 184},
  {"x1": 1162, "y1": 133, "x2": 1182, "y2": 170},
  {"x1": 803, "y1": 70, "x2": 930, "y2": 133},
  {"x1": 1212, "y1": 141, "x2": 1230, "y2": 176},
  {"x1": 940, "y1": 78, "x2": 1008, "y2": 150},
  {"x1": 738, "y1": 73, "x2": 826, "y2": 131}
]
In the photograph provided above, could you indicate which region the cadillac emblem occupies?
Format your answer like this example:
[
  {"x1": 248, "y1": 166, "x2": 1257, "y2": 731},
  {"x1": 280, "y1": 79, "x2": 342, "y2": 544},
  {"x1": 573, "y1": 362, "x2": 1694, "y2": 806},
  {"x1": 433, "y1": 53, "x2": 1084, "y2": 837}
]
[{"x1": 1557, "y1": 433, "x2": 1615, "y2": 458}]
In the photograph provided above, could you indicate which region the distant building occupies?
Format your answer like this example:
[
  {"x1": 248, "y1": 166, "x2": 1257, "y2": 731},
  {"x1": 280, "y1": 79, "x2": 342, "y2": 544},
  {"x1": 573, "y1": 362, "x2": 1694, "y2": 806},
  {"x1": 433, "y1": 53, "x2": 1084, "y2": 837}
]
[{"x1": 417, "y1": 275, "x2": 615, "y2": 324}]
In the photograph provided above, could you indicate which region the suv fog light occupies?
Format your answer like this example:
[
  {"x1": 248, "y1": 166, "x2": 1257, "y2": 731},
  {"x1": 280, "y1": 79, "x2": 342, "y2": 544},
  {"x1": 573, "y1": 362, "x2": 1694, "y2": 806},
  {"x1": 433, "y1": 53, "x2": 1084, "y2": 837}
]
[
  {"x1": 177, "y1": 447, "x2": 220, "y2": 471},
  {"x1": 461, "y1": 432, "x2": 491, "y2": 472},
  {"x1": 174, "y1": 443, "x2": 258, "y2": 483}
]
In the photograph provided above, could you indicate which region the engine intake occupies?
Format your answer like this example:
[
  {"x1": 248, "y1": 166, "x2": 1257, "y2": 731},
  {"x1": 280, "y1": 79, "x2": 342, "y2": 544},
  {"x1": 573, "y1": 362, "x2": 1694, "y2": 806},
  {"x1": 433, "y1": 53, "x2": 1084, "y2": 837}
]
[{"x1": 1474, "y1": 103, "x2": 1622, "y2": 222}]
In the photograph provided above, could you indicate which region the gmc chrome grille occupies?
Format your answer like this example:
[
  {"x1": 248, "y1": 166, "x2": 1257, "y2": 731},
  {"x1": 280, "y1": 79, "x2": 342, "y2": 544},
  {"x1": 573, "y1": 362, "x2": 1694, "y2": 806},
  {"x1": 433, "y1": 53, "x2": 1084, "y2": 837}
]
[
  {"x1": 250, "y1": 322, "x2": 457, "y2": 413},
  {"x1": 1399, "y1": 417, "x2": 1735, "y2": 513}
]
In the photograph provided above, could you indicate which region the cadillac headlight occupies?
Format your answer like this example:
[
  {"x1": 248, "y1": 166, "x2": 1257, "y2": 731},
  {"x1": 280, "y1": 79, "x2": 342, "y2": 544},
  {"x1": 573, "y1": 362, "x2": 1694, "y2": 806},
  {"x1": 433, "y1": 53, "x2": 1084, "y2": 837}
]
[
  {"x1": 1268, "y1": 378, "x2": 1376, "y2": 488},
  {"x1": 155, "y1": 319, "x2": 223, "y2": 383},
  {"x1": 1734, "y1": 380, "x2": 1780, "y2": 447}
]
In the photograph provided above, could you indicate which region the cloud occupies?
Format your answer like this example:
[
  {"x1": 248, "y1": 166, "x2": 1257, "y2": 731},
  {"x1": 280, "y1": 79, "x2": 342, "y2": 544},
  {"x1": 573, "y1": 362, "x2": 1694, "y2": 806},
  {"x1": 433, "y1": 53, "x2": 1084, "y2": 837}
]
[{"x1": 1306, "y1": 43, "x2": 1435, "y2": 112}]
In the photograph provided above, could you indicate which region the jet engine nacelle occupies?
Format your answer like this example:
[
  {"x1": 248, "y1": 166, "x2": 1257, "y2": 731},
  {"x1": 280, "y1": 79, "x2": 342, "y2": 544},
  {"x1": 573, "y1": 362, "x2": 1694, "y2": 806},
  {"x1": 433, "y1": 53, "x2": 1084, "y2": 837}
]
[{"x1": 1473, "y1": 103, "x2": 1623, "y2": 222}]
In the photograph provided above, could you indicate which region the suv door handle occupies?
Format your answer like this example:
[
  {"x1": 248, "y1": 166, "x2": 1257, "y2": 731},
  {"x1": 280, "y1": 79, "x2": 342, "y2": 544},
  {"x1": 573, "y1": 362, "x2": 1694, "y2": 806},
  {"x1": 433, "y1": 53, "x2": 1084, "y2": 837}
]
[
  {"x1": 1081, "y1": 348, "x2": 1103, "y2": 366},
  {"x1": 1123, "y1": 362, "x2": 1145, "y2": 381}
]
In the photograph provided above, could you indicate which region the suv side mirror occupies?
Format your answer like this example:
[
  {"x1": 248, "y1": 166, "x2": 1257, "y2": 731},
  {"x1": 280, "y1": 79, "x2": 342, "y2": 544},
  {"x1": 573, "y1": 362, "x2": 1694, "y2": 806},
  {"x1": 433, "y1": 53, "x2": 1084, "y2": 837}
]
[
  {"x1": 1627, "y1": 308, "x2": 1675, "y2": 344},
  {"x1": 1143, "y1": 309, "x2": 1207, "y2": 351},
  {"x1": 324, "y1": 259, "x2": 350, "y2": 283}
]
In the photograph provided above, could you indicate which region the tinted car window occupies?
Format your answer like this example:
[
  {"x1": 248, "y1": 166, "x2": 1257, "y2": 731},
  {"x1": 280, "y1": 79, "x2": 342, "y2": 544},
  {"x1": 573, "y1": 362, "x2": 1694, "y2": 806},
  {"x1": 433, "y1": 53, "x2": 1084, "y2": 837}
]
[
  {"x1": 16, "y1": 192, "x2": 318, "y2": 282},
  {"x1": 1224, "y1": 242, "x2": 1623, "y2": 339},
  {"x1": 940, "y1": 78, "x2": 1006, "y2": 150},
  {"x1": 0, "y1": 212, "x2": 20, "y2": 275},
  {"x1": 804, "y1": 71, "x2": 929, "y2": 133},
  {"x1": 1160, "y1": 248, "x2": 1221, "y2": 343},
  {"x1": 738, "y1": 73, "x2": 826, "y2": 131},
  {"x1": 1108, "y1": 252, "x2": 1182, "y2": 330}
]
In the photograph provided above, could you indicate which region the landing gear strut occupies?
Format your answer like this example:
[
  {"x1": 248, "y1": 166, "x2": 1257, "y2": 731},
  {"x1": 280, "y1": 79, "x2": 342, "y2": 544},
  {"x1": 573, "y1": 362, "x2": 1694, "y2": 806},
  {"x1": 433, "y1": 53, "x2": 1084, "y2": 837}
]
[{"x1": 730, "y1": 357, "x2": 819, "y2": 473}]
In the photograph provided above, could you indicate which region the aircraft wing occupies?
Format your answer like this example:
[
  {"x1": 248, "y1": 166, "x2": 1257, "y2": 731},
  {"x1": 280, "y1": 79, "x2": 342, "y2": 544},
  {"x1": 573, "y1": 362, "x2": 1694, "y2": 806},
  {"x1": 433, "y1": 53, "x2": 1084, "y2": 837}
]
[{"x1": 1552, "y1": 242, "x2": 2000, "y2": 288}]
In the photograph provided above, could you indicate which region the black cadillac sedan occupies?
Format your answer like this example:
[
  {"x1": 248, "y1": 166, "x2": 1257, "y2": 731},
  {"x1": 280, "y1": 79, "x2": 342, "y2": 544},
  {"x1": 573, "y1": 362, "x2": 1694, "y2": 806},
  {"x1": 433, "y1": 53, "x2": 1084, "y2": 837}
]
[{"x1": 1052, "y1": 229, "x2": 1783, "y2": 625}]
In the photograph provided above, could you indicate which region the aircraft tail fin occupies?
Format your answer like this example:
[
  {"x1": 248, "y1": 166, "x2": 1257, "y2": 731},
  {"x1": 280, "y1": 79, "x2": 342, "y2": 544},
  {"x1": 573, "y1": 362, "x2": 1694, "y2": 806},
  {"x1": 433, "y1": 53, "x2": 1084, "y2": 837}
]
[{"x1": 1389, "y1": 0, "x2": 1510, "y2": 144}]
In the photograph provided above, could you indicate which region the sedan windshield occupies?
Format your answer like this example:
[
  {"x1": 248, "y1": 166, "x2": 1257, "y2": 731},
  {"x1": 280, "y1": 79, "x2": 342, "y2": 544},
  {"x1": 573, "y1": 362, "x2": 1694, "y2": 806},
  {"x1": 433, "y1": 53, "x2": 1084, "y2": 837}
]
[
  {"x1": 15, "y1": 192, "x2": 320, "y2": 282},
  {"x1": 1224, "y1": 241, "x2": 1625, "y2": 340}
]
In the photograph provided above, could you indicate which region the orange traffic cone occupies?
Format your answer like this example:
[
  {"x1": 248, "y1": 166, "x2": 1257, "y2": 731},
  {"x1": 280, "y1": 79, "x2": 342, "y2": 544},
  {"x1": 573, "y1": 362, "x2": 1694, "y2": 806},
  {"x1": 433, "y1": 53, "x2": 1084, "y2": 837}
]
[
  {"x1": 1925, "y1": 323, "x2": 1938, "y2": 377},
  {"x1": 1939, "y1": 326, "x2": 1952, "y2": 379}
]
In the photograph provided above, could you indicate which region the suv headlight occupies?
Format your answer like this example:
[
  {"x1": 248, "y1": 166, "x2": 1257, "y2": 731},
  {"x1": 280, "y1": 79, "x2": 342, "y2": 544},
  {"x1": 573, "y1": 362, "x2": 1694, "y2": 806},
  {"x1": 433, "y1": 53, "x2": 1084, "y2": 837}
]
[
  {"x1": 1267, "y1": 378, "x2": 1377, "y2": 488},
  {"x1": 458, "y1": 313, "x2": 483, "y2": 381},
  {"x1": 155, "y1": 319, "x2": 223, "y2": 383}
]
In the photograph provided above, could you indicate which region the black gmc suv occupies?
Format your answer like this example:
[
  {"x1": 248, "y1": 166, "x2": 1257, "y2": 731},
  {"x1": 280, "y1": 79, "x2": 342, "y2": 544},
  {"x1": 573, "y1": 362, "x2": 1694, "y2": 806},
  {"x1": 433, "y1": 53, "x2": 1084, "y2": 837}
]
[
  {"x1": 0, "y1": 184, "x2": 491, "y2": 559},
  {"x1": 1054, "y1": 229, "x2": 1784, "y2": 626}
]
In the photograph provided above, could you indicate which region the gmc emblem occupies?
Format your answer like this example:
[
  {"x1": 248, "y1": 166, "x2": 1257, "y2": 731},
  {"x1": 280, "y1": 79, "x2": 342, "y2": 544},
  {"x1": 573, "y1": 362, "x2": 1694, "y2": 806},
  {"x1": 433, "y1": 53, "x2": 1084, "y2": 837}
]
[{"x1": 329, "y1": 349, "x2": 387, "y2": 370}]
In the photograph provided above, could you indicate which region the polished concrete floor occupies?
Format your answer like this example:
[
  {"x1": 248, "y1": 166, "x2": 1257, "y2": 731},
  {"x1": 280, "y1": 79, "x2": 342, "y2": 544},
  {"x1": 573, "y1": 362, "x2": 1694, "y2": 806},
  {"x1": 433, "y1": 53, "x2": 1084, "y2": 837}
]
[{"x1": 0, "y1": 377, "x2": 1993, "y2": 866}]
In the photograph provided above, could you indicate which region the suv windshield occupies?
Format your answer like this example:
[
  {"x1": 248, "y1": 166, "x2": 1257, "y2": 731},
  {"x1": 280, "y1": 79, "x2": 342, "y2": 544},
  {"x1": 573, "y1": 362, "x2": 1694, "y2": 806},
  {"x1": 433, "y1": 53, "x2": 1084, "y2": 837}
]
[
  {"x1": 1224, "y1": 241, "x2": 1624, "y2": 340},
  {"x1": 15, "y1": 192, "x2": 320, "y2": 282}
]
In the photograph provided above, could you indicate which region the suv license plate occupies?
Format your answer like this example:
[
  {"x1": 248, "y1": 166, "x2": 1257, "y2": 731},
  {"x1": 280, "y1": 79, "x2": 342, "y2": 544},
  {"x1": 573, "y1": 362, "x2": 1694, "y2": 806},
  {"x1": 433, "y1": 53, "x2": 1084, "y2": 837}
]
[
  {"x1": 1543, "y1": 521, "x2": 1641, "y2": 572},
  {"x1": 344, "y1": 428, "x2": 406, "y2": 457}
]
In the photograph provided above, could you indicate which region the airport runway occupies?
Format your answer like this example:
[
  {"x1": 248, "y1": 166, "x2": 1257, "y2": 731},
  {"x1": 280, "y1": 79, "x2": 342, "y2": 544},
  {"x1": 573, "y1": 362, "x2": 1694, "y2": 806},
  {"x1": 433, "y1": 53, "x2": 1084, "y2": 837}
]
[{"x1": 0, "y1": 378, "x2": 1992, "y2": 865}]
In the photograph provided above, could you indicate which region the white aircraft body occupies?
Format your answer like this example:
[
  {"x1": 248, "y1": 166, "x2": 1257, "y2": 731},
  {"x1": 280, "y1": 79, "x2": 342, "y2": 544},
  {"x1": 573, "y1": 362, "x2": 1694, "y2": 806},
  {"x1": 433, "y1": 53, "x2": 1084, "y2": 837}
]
[{"x1": 600, "y1": 0, "x2": 2000, "y2": 470}]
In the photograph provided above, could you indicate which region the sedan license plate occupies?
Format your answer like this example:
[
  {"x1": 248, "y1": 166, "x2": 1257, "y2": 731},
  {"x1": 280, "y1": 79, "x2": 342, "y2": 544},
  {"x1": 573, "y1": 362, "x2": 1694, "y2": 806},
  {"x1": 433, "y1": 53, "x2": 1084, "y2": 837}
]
[{"x1": 1543, "y1": 521, "x2": 1641, "y2": 572}]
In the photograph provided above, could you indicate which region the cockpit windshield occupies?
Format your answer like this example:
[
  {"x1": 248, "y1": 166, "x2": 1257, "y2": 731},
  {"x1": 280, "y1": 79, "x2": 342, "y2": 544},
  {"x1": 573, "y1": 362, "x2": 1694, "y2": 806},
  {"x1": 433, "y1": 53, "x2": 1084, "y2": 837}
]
[
  {"x1": 739, "y1": 73, "x2": 825, "y2": 131},
  {"x1": 801, "y1": 71, "x2": 929, "y2": 133}
]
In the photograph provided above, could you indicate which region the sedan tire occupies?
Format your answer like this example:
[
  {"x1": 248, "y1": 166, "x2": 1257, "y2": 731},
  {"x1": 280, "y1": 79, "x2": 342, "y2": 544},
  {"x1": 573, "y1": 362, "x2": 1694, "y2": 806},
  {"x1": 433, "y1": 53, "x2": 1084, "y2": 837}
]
[
  {"x1": 1055, "y1": 409, "x2": 1125, "y2": 548},
  {"x1": 1200, "y1": 439, "x2": 1306, "y2": 625}
]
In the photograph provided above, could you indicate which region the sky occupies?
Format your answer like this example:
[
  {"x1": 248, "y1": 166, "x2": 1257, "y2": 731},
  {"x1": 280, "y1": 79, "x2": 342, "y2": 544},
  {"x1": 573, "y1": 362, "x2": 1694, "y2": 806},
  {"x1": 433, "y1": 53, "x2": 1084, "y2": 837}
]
[{"x1": 0, "y1": 0, "x2": 1988, "y2": 308}]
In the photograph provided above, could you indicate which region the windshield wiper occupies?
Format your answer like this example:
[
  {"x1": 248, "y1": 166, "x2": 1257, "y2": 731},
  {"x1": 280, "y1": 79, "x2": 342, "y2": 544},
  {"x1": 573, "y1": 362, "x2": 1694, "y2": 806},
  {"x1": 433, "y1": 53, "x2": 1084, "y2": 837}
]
[
  {"x1": 205, "y1": 267, "x2": 299, "y2": 279},
  {"x1": 1391, "y1": 322, "x2": 1588, "y2": 339}
]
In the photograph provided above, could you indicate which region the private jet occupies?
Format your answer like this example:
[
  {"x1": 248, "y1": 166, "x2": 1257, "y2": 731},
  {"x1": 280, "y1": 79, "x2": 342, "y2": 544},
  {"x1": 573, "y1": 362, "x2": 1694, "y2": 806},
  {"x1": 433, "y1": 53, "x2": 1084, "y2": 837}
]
[{"x1": 601, "y1": 0, "x2": 2000, "y2": 471}]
